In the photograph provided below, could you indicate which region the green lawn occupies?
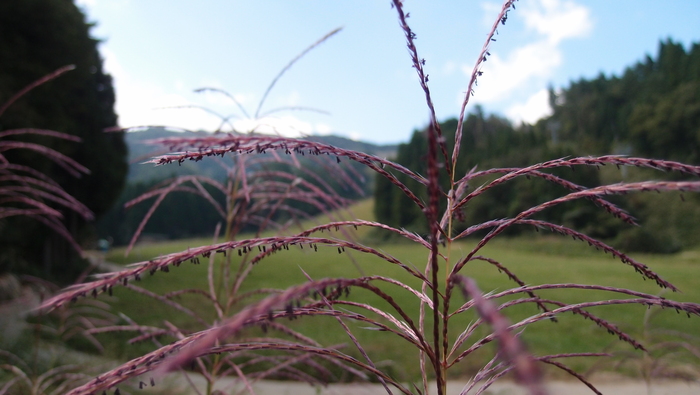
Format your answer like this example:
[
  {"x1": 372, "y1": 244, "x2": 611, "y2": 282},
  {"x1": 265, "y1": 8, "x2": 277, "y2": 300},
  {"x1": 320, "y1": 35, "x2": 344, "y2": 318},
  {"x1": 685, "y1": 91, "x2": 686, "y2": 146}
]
[{"x1": 98, "y1": 201, "x2": 700, "y2": 381}]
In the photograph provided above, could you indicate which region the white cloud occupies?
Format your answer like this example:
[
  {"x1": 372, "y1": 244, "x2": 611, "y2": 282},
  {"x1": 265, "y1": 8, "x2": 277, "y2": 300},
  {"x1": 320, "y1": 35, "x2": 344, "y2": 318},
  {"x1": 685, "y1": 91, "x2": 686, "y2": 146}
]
[
  {"x1": 75, "y1": 0, "x2": 96, "y2": 7},
  {"x1": 469, "y1": 0, "x2": 592, "y2": 121},
  {"x1": 119, "y1": 91, "x2": 225, "y2": 131},
  {"x1": 77, "y1": 0, "x2": 131, "y2": 14},
  {"x1": 315, "y1": 123, "x2": 333, "y2": 135},
  {"x1": 282, "y1": 91, "x2": 301, "y2": 106},
  {"x1": 233, "y1": 94, "x2": 249, "y2": 105},
  {"x1": 201, "y1": 89, "x2": 245, "y2": 108},
  {"x1": 505, "y1": 88, "x2": 552, "y2": 125},
  {"x1": 100, "y1": 47, "x2": 124, "y2": 81},
  {"x1": 232, "y1": 116, "x2": 322, "y2": 138},
  {"x1": 520, "y1": 0, "x2": 592, "y2": 45},
  {"x1": 469, "y1": 40, "x2": 561, "y2": 103},
  {"x1": 101, "y1": 48, "x2": 330, "y2": 136},
  {"x1": 349, "y1": 131, "x2": 362, "y2": 141},
  {"x1": 100, "y1": 48, "x2": 223, "y2": 131}
]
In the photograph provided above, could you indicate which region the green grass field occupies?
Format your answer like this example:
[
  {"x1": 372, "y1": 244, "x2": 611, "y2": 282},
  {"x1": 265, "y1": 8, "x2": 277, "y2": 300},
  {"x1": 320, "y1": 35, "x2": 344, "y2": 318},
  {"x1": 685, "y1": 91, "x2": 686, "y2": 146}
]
[{"x1": 99, "y1": 199, "x2": 700, "y2": 381}]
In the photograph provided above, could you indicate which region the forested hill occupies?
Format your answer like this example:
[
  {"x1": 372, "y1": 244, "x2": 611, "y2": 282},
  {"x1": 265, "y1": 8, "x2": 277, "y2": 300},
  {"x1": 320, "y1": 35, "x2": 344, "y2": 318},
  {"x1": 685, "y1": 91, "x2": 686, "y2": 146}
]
[
  {"x1": 374, "y1": 39, "x2": 700, "y2": 252},
  {"x1": 546, "y1": 39, "x2": 700, "y2": 163},
  {"x1": 97, "y1": 129, "x2": 397, "y2": 245},
  {"x1": 125, "y1": 128, "x2": 398, "y2": 182}
]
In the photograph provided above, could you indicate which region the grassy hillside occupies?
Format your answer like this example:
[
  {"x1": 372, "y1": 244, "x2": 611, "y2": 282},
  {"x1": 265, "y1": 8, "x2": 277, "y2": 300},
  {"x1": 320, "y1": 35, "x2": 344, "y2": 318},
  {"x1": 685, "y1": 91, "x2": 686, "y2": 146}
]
[{"x1": 100, "y1": 199, "x2": 700, "y2": 381}]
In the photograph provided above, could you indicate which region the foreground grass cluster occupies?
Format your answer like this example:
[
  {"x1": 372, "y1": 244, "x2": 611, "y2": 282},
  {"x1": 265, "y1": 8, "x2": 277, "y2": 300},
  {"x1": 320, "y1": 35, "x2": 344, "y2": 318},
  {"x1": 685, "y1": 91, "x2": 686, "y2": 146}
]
[{"x1": 30, "y1": 1, "x2": 700, "y2": 395}]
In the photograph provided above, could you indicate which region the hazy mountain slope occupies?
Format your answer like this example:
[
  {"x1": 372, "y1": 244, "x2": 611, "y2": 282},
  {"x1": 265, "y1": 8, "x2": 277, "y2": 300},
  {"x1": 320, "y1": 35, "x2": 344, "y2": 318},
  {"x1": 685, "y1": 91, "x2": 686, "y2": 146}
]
[{"x1": 125, "y1": 128, "x2": 398, "y2": 183}]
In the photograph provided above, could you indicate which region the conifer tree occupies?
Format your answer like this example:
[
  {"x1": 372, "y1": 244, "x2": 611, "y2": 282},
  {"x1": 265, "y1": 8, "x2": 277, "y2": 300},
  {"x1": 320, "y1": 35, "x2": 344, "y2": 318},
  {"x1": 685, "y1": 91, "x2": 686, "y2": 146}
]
[{"x1": 0, "y1": 0, "x2": 127, "y2": 281}]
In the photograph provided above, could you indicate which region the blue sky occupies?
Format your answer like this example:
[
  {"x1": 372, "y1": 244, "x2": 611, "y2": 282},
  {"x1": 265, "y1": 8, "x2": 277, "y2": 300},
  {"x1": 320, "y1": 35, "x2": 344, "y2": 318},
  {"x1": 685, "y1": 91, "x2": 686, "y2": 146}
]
[{"x1": 76, "y1": 1, "x2": 700, "y2": 144}]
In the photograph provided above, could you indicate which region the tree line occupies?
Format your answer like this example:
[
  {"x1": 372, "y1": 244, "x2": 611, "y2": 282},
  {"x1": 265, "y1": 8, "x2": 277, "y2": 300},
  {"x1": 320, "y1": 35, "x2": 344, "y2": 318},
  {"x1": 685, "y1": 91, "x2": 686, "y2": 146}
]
[{"x1": 375, "y1": 39, "x2": 700, "y2": 252}]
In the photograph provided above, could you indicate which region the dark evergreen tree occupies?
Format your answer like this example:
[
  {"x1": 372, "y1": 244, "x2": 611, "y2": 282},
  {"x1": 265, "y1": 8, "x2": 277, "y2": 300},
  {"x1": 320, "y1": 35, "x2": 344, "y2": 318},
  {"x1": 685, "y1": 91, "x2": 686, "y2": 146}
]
[{"x1": 0, "y1": 0, "x2": 127, "y2": 281}]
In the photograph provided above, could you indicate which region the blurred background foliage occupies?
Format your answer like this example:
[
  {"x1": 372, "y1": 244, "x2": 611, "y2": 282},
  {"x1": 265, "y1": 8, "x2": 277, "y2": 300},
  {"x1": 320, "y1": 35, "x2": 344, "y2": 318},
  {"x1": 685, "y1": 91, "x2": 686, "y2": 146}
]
[{"x1": 0, "y1": 0, "x2": 127, "y2": 283}]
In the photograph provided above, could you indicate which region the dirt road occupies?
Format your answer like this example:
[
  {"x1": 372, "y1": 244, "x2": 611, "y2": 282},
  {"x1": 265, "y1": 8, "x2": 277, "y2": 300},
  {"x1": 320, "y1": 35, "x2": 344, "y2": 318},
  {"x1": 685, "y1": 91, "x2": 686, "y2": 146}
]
[{"x1": 154, "y1": 373, "x2": 700, "y2": 395}]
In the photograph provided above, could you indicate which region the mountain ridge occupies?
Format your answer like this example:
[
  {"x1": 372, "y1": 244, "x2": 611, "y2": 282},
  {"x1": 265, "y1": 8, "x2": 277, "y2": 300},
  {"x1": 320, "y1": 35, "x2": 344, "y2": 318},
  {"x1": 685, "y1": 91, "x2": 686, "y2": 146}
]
[{"x1": 124, "y1": 127, "x2": 398, "y2": 183}]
